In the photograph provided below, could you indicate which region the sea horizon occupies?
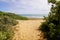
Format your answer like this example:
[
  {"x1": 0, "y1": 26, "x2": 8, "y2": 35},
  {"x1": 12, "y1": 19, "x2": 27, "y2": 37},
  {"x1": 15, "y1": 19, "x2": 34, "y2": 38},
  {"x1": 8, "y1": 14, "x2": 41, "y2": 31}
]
[{"x1": 18, "y1": 14, "x2": 48, "y2": 18}]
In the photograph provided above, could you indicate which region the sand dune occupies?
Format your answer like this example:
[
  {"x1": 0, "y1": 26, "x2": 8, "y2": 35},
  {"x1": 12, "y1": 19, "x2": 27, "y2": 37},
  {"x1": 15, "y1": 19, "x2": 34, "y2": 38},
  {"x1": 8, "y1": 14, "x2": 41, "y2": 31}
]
[{"x1": 13, "y1": 20, "x2": 45, "y2": 40}]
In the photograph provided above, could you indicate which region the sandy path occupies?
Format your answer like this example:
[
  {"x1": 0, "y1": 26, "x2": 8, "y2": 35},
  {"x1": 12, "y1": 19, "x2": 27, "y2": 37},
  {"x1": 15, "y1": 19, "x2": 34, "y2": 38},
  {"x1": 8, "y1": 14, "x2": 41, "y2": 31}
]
[{"x1": 13, "y1": 20, "x2": 44, "y2": 40}]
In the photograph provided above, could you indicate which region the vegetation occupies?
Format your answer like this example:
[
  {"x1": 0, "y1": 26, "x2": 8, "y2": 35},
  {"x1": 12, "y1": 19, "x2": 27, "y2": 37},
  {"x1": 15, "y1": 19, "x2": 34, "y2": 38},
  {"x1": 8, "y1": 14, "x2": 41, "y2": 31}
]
[
  {"x1": 0, "y1": 11, "x2": 28, "y2": 40},
  {"x1": 0, "y1": 11, "x2": 28, "y2": 20},
  {"x1": 39, "y1": 0, "x2": 60, "y2": 40}
]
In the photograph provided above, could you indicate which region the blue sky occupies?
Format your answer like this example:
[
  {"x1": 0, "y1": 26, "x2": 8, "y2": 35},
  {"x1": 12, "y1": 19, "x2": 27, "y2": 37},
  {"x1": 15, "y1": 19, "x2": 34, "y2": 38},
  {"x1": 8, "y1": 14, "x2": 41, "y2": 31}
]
[{"x1": 0, "y1": 0, "x2": 51, "y2": 14}]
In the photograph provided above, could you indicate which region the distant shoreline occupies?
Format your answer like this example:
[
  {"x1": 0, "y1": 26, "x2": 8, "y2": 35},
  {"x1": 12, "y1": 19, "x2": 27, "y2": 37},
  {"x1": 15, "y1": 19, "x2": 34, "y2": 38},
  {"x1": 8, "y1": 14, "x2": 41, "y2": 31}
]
[
  {"x1": 28, "y1": 18, "x2": 44, "y2": 20},
  {"x1": 17, "y1": 14, "x2": 47, "y2": 19}
]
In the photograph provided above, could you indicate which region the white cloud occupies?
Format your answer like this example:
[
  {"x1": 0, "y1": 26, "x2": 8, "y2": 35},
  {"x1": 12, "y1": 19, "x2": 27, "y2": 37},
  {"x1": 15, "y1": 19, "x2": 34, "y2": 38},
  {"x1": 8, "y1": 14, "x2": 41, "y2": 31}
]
[
  {"x1": 0, "y1": 0, "x2": 51, "y2": 14},
  {"x1": 0, "y1": 0, "x2": 17, "y2": 3}
]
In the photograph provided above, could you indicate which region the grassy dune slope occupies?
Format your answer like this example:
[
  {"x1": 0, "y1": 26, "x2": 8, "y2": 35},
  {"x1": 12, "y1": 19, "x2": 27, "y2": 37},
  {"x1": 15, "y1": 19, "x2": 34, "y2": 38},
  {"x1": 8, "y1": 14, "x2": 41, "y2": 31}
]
[{"x1": 0, "y1": 11, "x2": 28, "y2": 20}]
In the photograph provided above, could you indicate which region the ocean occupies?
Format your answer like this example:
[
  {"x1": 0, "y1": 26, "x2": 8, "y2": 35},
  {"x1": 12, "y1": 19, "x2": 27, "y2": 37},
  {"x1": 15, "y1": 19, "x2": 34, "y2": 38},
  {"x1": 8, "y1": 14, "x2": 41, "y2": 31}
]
[{"x1": 18, "y1": 14, "x2": 48, "y2": 18}]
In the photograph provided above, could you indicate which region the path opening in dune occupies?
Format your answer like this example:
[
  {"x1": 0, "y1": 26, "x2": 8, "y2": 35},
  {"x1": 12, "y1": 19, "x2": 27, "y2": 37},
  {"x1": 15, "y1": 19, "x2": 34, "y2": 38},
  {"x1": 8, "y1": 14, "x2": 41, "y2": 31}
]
[{"x1": 13, "y1": 20, "x2": 45, "y2": 40}]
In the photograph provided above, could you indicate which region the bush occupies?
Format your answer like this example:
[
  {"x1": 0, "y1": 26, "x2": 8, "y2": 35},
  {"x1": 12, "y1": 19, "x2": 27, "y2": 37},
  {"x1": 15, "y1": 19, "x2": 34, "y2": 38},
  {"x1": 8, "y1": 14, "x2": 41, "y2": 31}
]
[
  {"x1": 0, "y1": 11, "x2": 28, "y2": 40},
  {"x1": 0, "y1": 15, "x2": 18, "y2": 40},
  {"x1": 39, "y1": 0, "x2": 60, "y2": 40}
]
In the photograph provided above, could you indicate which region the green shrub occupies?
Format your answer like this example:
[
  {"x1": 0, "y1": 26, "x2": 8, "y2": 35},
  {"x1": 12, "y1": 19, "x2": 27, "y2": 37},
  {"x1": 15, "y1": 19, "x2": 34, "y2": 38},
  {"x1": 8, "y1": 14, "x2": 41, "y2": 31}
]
[
  {"x1": 0, "y1": 11, "x2": 28, "y2": 40},
  {"x1": 39, "y1": 0, "x2": 60, "y2": 40},
  {"x1": 0, "y1": 15, "x2": 17, "y2": 40}
]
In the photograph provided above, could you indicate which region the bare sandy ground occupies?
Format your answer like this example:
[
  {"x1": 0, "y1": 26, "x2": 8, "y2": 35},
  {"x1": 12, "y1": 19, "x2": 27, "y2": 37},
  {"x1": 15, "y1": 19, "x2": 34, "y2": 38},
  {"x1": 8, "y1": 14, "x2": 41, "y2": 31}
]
[{"x1": 13, "y1": 20, "x2": 45, "y2": 40}]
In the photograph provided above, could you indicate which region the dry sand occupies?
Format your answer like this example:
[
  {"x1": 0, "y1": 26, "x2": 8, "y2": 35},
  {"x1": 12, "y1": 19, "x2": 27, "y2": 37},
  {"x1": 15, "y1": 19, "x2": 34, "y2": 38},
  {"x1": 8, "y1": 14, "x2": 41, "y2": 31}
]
[{"x1": 13, "y1": 20, "x2": 45, "y2": 40}]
